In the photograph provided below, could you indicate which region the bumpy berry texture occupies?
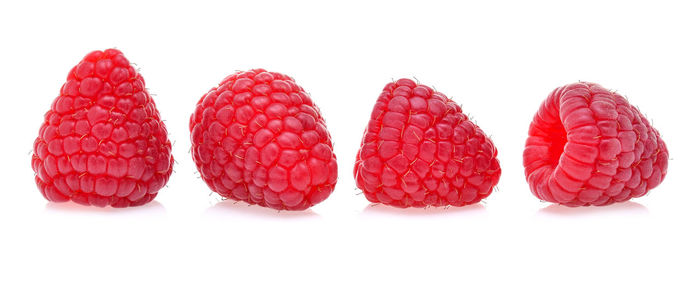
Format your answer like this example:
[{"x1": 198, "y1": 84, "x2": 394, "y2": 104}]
[
  {"x1": 31, "y1": 49, "x2": 174, "y2": 207},
  {"x1": 354, "y1": 79, "x2": 501, "y2": 208},
  {"x1": 190, "y1": 69, "x2": 337, "y2": 211},
  {"x1": 523, "y1": 82, "x2": 669, "y2": 206}
]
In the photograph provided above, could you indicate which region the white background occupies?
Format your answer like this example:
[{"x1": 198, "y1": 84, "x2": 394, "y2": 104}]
[{"x1": 1, "y1": 1, "x2": 698, "y2": 280}]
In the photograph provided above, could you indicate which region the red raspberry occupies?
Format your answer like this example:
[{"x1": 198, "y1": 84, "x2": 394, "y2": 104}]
[
  {"x1": 354, "y1": 78, "x2": 501, "y2": 208},
  {"x1": 189, "y1": 69, "x2": 338, "y2": 211},
  {"x1": 523, "y1": 82, "x2": 669, "y2": 206},
  {"x1": 31, "y1": 49, "x2": 174, "y2": 207}
]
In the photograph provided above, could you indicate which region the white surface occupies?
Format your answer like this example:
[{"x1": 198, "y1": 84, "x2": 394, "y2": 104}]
[{"x1": 1, "y1": 1, "x2": 698, "y2": 280}]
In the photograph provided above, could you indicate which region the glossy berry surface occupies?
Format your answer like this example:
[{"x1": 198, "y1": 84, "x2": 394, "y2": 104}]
[
  {"x1": 523, "y1": 82, "x2": 669, "y2": 206},
  {"x1": 190, "y1": 69, "x2": 337, "y2": 211},
  {"x1": 31, "y1": 49, "x2": 174, "y2": 207},
  {"x1": 354, "y1": 78, "x2": 501, "y2": 208}
]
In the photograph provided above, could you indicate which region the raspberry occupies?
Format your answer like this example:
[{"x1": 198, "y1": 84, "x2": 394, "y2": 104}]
[
  {"x1": 354, "y1": 78, "x2": 501, "y2": 208},
  {"x1": 189, "y1": 69, "x2": 337, "y2": 211},
  {"x1": 523, "y1": 82, "x2": 669, "y2": 206},
  {"x1": 31, "y1": 49, "x2": 174, "y2": 207}
]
